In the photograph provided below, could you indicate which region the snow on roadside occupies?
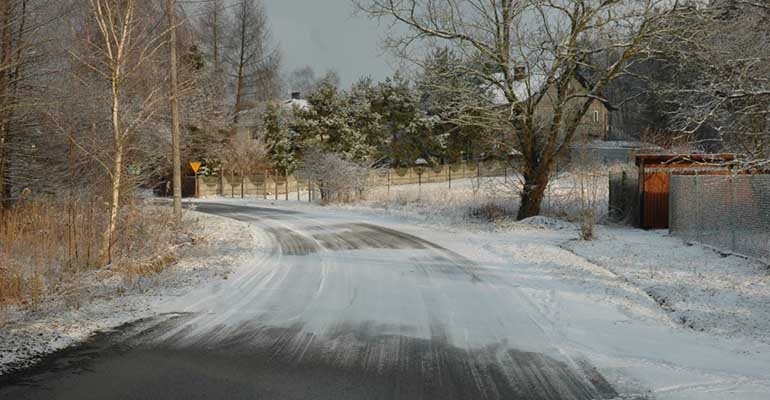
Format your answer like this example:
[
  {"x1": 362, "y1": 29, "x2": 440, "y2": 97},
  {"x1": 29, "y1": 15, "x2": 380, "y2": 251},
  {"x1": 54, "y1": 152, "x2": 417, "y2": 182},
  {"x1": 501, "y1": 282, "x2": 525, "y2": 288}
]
[
  {"x1": 0, "y1": 208, "x2": 265, "y2": 375},
  {"x1": 563, "y1": 226, "x2": 770, "y2": 345}
]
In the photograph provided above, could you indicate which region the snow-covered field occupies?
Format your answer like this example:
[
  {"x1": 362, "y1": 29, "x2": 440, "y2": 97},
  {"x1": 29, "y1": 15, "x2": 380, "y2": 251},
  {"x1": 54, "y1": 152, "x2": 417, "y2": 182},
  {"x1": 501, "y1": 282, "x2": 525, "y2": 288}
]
[{"x1": 0, "y1": 208, "x2": 265, "y2": 374}]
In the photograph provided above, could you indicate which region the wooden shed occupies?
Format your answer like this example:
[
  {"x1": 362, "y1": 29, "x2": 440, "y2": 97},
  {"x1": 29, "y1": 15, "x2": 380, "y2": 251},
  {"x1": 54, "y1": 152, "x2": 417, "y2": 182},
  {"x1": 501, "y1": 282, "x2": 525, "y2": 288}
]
[{"x1": 635, "y1": 154, "x2": 735, "y2": 229}]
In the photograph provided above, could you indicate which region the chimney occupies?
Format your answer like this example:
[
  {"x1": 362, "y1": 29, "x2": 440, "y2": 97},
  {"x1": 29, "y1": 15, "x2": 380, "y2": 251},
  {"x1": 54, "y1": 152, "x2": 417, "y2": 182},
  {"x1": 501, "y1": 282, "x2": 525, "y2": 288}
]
[
  {"x1": 291, "y1": 91, "x2": 301, "y2": 100},
  {"x1": 513, "y1": 66, "x2": 527, "y2": 81}
]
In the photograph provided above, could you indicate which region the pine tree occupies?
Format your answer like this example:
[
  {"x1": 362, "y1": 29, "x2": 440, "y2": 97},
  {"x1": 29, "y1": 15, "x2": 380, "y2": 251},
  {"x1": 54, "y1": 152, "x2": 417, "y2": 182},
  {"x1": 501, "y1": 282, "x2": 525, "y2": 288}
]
[
  {"x1": 417, "y1": 48, "x2": 494, "y2": 162},
  {"x1": 262, "y1": 103, "x2": 296, "y2": 174},
  {"x1": 293, "y1": 77, "x2": 374, "y2": 162},
  {"x1": 348, "y1": 77, "x2": 385, "y2": 157},
  {"x1": 371, "y1": 73, "x2": 437, "y2": 166}
]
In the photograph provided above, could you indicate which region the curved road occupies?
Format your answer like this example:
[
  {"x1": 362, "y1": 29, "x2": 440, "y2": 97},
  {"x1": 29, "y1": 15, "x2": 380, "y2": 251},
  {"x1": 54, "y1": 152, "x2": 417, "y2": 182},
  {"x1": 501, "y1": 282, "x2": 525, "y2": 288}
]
[{"x1": 0, "y1": 202, "x2": 622, "y2": 400}]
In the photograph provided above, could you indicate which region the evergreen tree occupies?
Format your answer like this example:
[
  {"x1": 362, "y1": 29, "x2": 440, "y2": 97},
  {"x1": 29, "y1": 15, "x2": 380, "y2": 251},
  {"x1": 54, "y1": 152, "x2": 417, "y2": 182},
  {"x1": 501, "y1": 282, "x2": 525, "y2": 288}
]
[
  {"x1": 417, "y1": 48, "x2": 495, "y2": 162},
  {"x1": 293, "y1": 78, "x2": 374, "y2": 162},
  {"x1": 371, "y1": 73, "x2": 437, "y2": 166},
  {"x1": 348, "y1": 77, "x2": 386, "y2": 157},
  {"x1": 262, "y1": 103, "x2": 296, "y2": 174}
]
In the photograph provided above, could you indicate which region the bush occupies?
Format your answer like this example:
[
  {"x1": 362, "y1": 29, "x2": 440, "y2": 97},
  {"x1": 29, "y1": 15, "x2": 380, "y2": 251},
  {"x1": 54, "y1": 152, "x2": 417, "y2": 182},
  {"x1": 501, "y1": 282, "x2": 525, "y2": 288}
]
[
  {"x1": 298, "y1": 151, "x2": 370, "y2": 203},
  {"x1": 467, "y1": 202, "x2": 514, "y2": 222},
  {"x1": 0, "y1": 197, "x2": 181, "y2": 311}
]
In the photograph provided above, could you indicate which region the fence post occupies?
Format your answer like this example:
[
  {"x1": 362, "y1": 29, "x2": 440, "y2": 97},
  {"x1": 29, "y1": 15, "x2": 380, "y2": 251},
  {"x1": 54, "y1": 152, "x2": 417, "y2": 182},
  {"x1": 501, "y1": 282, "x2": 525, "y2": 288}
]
[
  {"x1": 448, "y1": 164, "x2": 452, "y2": 189},
  {"x1": 695, "y1": 170, "x2": 701, "y2": 241},
  {"x1": 297, "y1": 177, "x2": 300, "y2": 201},
  {"x1": 274, "y1": 177, "x2": 278, "y2": 200},
  {"x1": 240, "y1": 174, "x2": 244, "y2": 198},
  {"x1": 263, "y1": 170, "x2": 267, "y2": 199},
  {"x1": 387, "y1": 169, "x2": 391, "y2": 195},
  {"x1": 308, "y1": 180, "x2": 312, "y2": 203},
  {"x1": 231, "y1": 170, "x2": 235, "y2": 197},
  {"x1": 285, "y1": 173, "x2": 289, "y2": 201},
  {"x1": 504, "y1": 165, "x2": 507, "y2": 184},
  {"x1": 477, "y1": 161, "x2": 481, "y2": 188},
  {"x1": 731, "y1": 172, "x2": 737, "y2": 252}
]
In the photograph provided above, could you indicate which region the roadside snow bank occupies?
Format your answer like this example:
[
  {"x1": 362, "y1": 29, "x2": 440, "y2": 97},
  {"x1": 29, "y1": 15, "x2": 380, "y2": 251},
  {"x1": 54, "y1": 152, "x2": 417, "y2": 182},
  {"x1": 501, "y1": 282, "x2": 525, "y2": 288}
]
[
  {"x1": 0, "y1": 208, "x2": 264, "y2": 375},
  {"x1": 564, "y1": 226, "x2": 770, "y2": 344}
]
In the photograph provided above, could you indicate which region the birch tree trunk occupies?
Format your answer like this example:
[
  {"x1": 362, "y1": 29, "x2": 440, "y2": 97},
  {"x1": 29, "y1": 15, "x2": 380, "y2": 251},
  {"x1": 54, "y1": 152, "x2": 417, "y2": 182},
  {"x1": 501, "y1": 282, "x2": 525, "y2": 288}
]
[{"x1": 105, "y1": 75, "x2": 124, "y2": 264}]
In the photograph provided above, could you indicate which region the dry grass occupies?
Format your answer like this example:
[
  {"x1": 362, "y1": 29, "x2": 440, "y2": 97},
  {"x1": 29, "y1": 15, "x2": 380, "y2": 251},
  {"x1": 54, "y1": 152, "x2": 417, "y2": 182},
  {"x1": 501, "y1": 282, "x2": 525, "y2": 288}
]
[{"x1": 0, "y1": 197, "x2": 182, "y2": 312}]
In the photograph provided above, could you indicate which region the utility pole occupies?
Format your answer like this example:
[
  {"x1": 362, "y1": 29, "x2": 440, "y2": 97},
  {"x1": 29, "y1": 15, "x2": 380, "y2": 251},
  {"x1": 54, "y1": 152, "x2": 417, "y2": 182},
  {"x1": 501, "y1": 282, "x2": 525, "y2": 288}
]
[{"x1": 168, "y1": 0, "x2": 182, "y2": 221}]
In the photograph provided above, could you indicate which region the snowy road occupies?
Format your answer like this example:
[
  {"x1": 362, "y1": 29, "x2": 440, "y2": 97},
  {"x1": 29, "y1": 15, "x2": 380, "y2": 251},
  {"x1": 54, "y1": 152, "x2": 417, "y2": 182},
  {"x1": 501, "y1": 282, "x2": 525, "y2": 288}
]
[{"x1": 2, "y1": 200, "x2": 770, "y2": 399}]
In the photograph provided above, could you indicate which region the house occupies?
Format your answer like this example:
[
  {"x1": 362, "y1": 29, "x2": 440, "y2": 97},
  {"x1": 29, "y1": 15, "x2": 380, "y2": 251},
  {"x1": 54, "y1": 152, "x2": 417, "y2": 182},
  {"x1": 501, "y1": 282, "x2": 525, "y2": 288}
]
[
  {"x1": 233, "y1": 92, "x2": 309, "y2": 142},
  {"x1": 489, "y1": 70, "x2": 612, "y2": 142}
]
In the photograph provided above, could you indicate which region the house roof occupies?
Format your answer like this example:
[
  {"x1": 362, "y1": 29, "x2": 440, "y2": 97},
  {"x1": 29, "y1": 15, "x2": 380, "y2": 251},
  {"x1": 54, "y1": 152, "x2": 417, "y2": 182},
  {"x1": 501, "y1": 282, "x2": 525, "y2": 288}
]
[
  {"x1": 488, "y1": 72, "x2": 547, "y2": 105},
  {"x1": 487, "y1": 70, "x2": 613, "y2": 110},
  {"x1": 235, "y1": 96, "x2": 310, "y2": 128},
  {"x1": 284, "y1": 98, "x2": 310, "y2": 111},
  {"x1": 635, "y1": 153, "x2": 736, "y2": 167}
]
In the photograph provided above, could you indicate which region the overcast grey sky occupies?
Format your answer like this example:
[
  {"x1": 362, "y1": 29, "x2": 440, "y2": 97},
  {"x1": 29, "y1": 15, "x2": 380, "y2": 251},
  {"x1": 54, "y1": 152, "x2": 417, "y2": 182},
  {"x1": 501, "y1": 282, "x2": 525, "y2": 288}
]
[{"x1": 262, "y1": 0, "x2": 396, "y2": 88}]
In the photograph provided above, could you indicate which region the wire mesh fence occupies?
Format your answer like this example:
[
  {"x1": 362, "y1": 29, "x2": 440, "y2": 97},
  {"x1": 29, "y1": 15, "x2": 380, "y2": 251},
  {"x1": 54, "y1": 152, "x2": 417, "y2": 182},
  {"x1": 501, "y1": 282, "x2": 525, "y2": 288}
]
[{"x1": 670, "y1": 173, "x2": 770, "y2": 262}]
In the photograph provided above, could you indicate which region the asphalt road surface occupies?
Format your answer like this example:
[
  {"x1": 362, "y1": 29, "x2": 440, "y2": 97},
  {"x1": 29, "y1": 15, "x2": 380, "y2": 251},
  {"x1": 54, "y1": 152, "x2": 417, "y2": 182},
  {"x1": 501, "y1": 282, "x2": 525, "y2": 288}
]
[{"x1": 0, "y1": 202, "x2": 622, "y2": 400}]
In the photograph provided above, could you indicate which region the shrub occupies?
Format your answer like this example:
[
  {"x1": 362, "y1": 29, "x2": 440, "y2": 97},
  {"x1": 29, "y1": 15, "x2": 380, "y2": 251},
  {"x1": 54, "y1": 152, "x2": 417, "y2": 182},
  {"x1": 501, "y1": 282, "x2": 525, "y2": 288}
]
[
  {"x1": 298, "y1": 151, "x2": 370, "y2": 203},
  {"x1": 467, "y1": 202, "x2": 514, "y2": 222}
]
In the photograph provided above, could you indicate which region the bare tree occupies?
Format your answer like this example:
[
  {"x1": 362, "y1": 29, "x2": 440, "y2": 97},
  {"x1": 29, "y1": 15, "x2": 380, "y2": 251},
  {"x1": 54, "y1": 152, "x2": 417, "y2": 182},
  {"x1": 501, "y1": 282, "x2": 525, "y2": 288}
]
[
  {"x1": 195, "y1": 0, "x2": 229, "y2": 104},
  {"x1": 0, "y1": 0, "x2": 33, "y2": 207},
  {"x1": 219, "y1": 131, "x2": 267, "y2": 197},
  {"x1": 298, "y1": 150, "x2": 370, "y2": 203},
  {"x1": 197, "y1": 0, "x2": 226, "y2": 74},
  {"x1": 72, "y1": 0, "x2": 168, "y2": 263},
  {"x1": 356, "y1": 0, "x2": 686, "y2": 219},
  {"x1": 650, "y1": 1, "x2": 770, "y2": 162},
  {"x1": 225, "y1": 0, "x2": 281, "y2": 120}
]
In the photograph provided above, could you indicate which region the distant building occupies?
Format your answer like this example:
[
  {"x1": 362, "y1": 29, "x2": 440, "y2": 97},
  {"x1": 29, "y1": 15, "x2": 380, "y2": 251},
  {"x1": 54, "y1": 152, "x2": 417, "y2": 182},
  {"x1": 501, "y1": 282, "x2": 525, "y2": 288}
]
[
  {"x1": 489, "y1": 70, "x2": 612, "y2": 141},
  {"x1": 234, "y1": 92, "x2": 309, "y2": 142}
]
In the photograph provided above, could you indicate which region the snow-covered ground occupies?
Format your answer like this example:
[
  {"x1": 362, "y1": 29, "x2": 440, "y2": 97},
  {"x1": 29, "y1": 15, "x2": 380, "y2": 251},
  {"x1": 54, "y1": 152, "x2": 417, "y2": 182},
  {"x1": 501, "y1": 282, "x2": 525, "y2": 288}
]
[
  {"x1": 189, "y1": 196, "x2": 770, "y2": 399},
  {"x1": 4, "y1": 191, "x2": 770, "y2": 399},
  {"x1": 565, "y1": 227, "x2": 770, "y2": 345},
  {"x1": 0, "y1": 208, "x2": 265, "y2": 374}
]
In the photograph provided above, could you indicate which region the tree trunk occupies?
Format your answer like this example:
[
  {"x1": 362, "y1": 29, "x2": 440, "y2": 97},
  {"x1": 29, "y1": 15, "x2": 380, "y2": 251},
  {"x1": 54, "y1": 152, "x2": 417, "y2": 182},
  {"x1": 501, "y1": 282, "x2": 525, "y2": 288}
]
[
  {"x1": 517, "y1": 166, "x2": 551, "y2": 220},
  {"x1": 0, "y1": 0, "x2": 13, "y2": 209},
  {"x1": 104, "y1": 76, "x2": 123, "y2": 265},
  {"x1": 105, "y1": 141, "x2": 123, "y2": 264},
  {"x1": 233, "y1": 6, "x2": 247, "y2": 122},
  {"x1": 167, "y1": 0, "x2": 182, "y2": 222}
]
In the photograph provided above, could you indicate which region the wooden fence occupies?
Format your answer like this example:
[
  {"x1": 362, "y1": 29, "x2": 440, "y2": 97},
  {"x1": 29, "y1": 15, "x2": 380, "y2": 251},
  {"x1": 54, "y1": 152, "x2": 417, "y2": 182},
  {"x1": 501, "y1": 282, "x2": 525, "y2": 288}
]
[{"x1": 195, "y1": 160, "x2": 514, "y2": 198}]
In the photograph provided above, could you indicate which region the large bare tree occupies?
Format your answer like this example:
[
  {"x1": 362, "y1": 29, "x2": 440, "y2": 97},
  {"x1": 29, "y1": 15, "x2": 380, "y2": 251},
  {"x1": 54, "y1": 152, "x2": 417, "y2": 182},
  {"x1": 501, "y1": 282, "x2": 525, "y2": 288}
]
[
  {"x1": 224, "y1": 0, "x2": 281, "y2": 121},
  {"x1": 357, "y1": 0, "x2": 686, "y2": 218}
]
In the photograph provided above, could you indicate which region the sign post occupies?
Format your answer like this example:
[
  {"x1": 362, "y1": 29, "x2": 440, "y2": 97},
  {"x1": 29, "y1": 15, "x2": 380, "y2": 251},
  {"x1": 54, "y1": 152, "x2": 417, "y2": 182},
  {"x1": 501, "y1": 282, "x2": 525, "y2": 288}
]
[{"x1": 189, "y1": 161, "x2": 201, "y2": 197}]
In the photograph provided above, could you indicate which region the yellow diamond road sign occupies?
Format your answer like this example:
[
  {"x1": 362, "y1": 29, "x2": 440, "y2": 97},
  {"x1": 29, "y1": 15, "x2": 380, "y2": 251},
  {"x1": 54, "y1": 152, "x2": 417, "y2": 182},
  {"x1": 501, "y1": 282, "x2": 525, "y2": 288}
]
[{"x1": 189, "y1": 162, "x2": 201, "y2": 173}]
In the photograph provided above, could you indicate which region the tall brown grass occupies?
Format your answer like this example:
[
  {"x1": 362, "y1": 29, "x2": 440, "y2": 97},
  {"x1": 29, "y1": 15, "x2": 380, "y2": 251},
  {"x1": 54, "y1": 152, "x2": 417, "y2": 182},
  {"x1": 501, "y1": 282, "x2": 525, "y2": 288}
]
[{"x1": 0, "y1": 197, "x2": 181, "y2": 312}]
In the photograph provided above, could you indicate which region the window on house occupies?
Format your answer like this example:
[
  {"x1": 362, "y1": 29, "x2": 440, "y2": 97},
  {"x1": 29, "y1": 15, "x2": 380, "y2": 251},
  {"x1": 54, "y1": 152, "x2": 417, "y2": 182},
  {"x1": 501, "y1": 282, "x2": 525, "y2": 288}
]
[{"x1": 593, "y1": 110, "x2": 600, "y2": 124}]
